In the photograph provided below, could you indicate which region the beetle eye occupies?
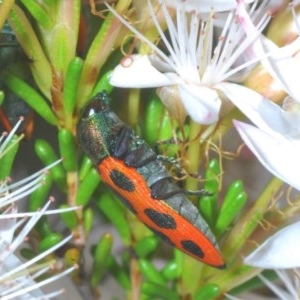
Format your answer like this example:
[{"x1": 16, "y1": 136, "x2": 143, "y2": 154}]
[
  {"x1": 82, "y1": 104, "x2": 94, "y2": 118},
  {"x1": 81, "y1": 92, "x2": 110, "y2": 118},
  {"x1": 81, "y1": 99, "x2": 101, "y2": 118}
]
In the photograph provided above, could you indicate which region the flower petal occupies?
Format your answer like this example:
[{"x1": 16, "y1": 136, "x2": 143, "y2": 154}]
[
  {"x1": 110, "y1": 55, "x2": 176, "y2": 88},
  {"x1": 261, "y1": 37, "x2": 300, "y2": 100},
  {"x1": 165, "y1": 0, "x2": 237, "y2": 12},
  {"x1": 233, "y1": 120, "x2": 300, "y2": 191},
  {"x1": 219, "y1": 83, "x2": 300, "y2": 137},
  {"x1": 179, "y1": 85, "x2": 221, "y2": 124},
  {"x1": 244, "y1": 221, "x2": 300, "y2": 269},
  {"x1": 282, "y1": 96, "x2": 300, "y2": 132}
]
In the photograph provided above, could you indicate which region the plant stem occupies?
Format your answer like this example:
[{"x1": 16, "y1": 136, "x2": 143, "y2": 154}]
[
  {"x1": 222, "y1": 177, "x2": 284, "y2": 262},
  {"x1": 186, "y1": 120, "x2": 202, "y2": 191}
]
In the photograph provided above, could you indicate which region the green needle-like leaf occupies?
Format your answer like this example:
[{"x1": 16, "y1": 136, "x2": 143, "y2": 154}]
[
  {"x1": 9, "y1": 5, "x2": 52, "y2": 98},
  {"x1": 20, "y1": 0, "x2": 52, "y2": 29},
  {"x1": 216, "y1": 180, "x2": 248, "y2": 237},
  {"x1": 34, "y1": 139, "x2": 66, "y2": 190},
  {"x1": 76, "y1": 168, "x2": 101, "y2": 206},
  {"x1": 96, "y1": 191, "x2": 131, "y2": 245},
  {"x1": 199, "y1": 159, "x2": 220, "y2": 227},
  {"x1": 141, "y1": 282, "x2": 179, "y2": 300},
  {"x1": 2, "y1": 71, "x2": 56, "y2": 125},
  {"x1": 194, "y1": 283, "x2": 221, "y2": 300},
  {"x1": 63, "y1": 57, "x2": 83, "y2": 128},
  {"x1": 91, "y1": 233, "x2": 113, "y2": 288}
]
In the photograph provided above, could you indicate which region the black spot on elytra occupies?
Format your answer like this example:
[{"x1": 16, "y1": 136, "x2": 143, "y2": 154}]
[
  {"x1": 144, "y1": 208, "x2": 177, "y2": 229},
  {"x1": 110, "y1": 169, "x2": 135, "y2": 192},
  {"x1": 181, "y1": 240, "x2": 204, "y2": 258},
  {"x1": 148, "y1": 226, "x2": 175, "y2": 246}
]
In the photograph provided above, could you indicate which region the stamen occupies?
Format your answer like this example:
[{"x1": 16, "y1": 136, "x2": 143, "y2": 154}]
[
  {"x1": 0, "y1": 160, "x2": 62, "y2": 207},
  {"x1": 0, "y1": 266, "x2": 51, "y2": 296},
  {"x1": 7, "y1": 159, "x2": 62, "y2": 190},
  {"x1": 0, "y1": 265, "x2": 76, "y2": 300},
  {"x1": 0, "y1": 234, "x2": 73, "y2": 282},
  {"x1": 40, "y1": 289, "x2": 66, "y2": 299},
  {"x1": 7, "y1": 200, "x2": 52, "y2": 256},
  {"x1": 217, "y1": 13, "x2": 271, "y2": 81},
  {"x1": 105, "y1": 1, "x2": 176, "y2": 70},
  {"x1": 188, "y1": 11, "x2": 201, "y2": 67},
  {"x1": 0, "y1": 119, "x2": 23, "y2": 155},
  {"x1": 147, "y1": 0, "x2": 179, "y2": 71},
  {"x1": 0, "y1": 204, "x2": 80, "y2": 219},
  {"x1": 277, "y1": 270, "x2": 299, "y2": 299},
  {"x1": 209, "y1": 11, "x2": 234, "y2": 77}
]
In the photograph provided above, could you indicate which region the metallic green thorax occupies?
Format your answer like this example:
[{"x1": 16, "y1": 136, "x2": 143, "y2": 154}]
[{"x1": 77, "y1": 92, "x2": 123, "y2": 164}]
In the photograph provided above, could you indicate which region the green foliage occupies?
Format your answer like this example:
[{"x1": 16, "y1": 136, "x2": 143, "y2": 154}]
[{"x1": 91, "y1": 233, "x2": 113, "y2": 288}]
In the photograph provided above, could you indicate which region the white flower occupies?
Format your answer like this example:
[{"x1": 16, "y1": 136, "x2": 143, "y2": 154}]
[
  {"x1": 108, "y1": 0, "x2": 271, "y2": 124},
  {"x1": 244, "y1": 221, "x2": 300, "y2": 269},
  {"x1": 0, "y1": 202, "x2": 75, "y2": 300},
  {"x1": 234, "y1": 117, "x2": 300, "y2": 191},
  {"x1": 242, "y1": 221, "x2": 300, "y2": 298},
  {"x1": 222, "y1": 24, "x2": 300, "y2": 191},
  {"x1": 0, "y1": 120, "x2": 78, "y2": 299},
  {"x1": 223, "y1": 83, "x2": 300, "y2": 191},
  {"x1": 228, "y1": 87, "x2": 300, "y2": 190}
]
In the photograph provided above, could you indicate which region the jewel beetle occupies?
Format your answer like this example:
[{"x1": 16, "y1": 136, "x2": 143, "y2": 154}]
[{"x1": 77, "y1": 91, "x2": 225, "y2": 269}]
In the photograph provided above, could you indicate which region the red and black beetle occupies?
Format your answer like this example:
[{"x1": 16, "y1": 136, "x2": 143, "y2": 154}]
[{"x1": 77, "y1": 91, "x2": 225, "y2": 269}]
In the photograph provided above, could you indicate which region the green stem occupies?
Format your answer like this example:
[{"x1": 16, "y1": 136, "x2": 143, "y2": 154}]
[
  {"x1": 66, "y1": 171, "x2": 78, "y2": 207},
  {"x1": 222, "y1": 176, "x2": 283, "y2": 262},
  {"x1": 214, "y1": 265, "x2": 260, "y2": 295},
  {"x1": 128, "y1": 89, "x2": 140, "y2": 127},
  {"x1": 179, "y1": 255, "x2": 204, "y2": 296},
  {"x1": 186, "y1": 120, "x2": 202, "y2": 191},
  {"x1": 198, "y1": 175, "x2": 282, "y2": 296}
]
